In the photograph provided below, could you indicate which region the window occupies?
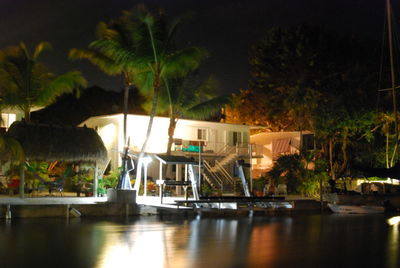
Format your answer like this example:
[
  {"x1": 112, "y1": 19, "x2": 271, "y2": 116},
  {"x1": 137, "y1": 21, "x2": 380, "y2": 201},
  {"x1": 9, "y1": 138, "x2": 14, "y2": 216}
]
[
  {"x1": 228, "y1": 131, "x2": 243, "y2": 146},
  {"x1": 232, "y1": 131, "x2": 242, "y2": 145},
  {"x1": 302, "y1": 134, "x2": 315, "y2": 151},
  {"x1": 197, "y1": 128, "x2": 207, "y2": 140}
]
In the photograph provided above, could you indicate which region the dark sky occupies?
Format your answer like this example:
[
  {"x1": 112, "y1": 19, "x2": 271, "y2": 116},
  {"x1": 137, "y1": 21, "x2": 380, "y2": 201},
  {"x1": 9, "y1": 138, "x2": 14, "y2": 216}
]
[{"x1": 0, "y1": 0, "x2": 388, "y2": 94}]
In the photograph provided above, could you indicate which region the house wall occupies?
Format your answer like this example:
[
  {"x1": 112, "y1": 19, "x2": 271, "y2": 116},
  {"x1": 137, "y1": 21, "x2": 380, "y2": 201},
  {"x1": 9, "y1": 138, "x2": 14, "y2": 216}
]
[
  {"x1": 82, "y1": 114, "x2": 250, "y2": 174},
  {"x1": 250, "y1": 131, "x2": 312, "y2": 178},
  {"x1": 1, "y1": 108, "x2": 23, "y2": 130},
  {"x1": 1, "y1": 107, "x2": 43, "y2": 130}
]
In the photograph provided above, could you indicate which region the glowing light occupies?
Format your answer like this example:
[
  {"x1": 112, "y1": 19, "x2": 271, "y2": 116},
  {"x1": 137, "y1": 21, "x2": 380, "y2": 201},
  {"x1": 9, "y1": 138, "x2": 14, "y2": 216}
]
[
  {"x1": 99, "y1": 123, "x2": 116, "y2": 148},
  {"x1": 387, "y1": 216, "x2": 400, "y2": 226},
  {"x1": 142, "y1": 156, "x2": 152, "y2": 165}
]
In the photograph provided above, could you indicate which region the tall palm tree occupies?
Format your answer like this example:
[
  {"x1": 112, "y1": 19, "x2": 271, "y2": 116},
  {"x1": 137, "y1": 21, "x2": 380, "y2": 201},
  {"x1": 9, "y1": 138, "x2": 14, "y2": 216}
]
[
  {"x1": 0, "y1": 42, "x2": 87, "y2": 122},
  {"x1": 85, "y1": 6, "x2": 207, "y2": 190},
  {"x1": 70, "y1": 11, "x2": 145, "y2": 190},
  {"x1": 157, "y1": 75, "x2": 229, "y2": 155},
  {"x1": 133, "y1": 7, "x2": 206, "y2": 188}
]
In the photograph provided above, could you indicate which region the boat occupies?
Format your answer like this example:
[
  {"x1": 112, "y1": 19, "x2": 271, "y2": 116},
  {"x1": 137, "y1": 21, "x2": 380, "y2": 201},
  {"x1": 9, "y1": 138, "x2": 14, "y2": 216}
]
[{"x1": 327, "y1": 203, "x2": 385, "y2": 214}]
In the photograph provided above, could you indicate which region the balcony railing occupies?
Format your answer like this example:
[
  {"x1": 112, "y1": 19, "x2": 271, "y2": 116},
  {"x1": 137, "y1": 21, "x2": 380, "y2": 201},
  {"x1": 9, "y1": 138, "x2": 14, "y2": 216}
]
[{"x1": 173, "y1": 140, "x2": 263, "y2": 158}]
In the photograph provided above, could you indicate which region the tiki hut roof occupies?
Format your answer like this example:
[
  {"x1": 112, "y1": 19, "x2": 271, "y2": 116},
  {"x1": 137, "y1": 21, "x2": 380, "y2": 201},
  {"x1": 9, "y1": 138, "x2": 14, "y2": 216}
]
[{"x1": 6, "y1": 121, "x2": 107, "y2": 163}]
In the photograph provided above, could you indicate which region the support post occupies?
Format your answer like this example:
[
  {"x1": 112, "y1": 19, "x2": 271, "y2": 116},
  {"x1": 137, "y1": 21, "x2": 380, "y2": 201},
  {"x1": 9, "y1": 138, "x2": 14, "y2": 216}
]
[
  {"x1": 144, "y1": 163, "x2": 148, "y2": 196},
  {"x1": 176, "y1": 164, "x2": 181, "y2": 195},
  {"x1": 19, "y1": 163, "x2": 25, "y2": 198},
  {"x1": 249, "y1": 144, "x2": 253, "y2": 192},
  {"x1": 198, "y1": 145, "x2": 202, "y2": 196},
  {"x1": 159, "y1": 161, "x2": 163, "y2": 203},
  {"x1": 93, "y1": 162, "x2": 98, "y2": 197},
  {"x1": 185, "y1": 164, "x2": 188, "y2": 200}
]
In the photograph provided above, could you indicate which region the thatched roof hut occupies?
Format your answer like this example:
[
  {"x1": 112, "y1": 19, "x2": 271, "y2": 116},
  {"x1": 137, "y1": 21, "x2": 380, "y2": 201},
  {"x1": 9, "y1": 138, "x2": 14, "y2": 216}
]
[{"x1": 6, "y1": 121, "x2": 108, "y2": 163}]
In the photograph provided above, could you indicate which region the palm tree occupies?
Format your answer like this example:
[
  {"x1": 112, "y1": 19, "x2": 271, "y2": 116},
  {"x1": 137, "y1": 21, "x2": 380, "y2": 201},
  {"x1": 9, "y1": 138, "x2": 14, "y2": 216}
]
[
  {"x1": 85, "y1": 6, "x2": 207, "y2": 190},
  {"x1": 70, "y1": 11, "x2": 145, "y2": 190},
  {"x1": 0, "y1": 42, "x2": 87, "y2": 122},
  {"x1": 157, "y1": 75, "x2": 229, "y2": 155}
]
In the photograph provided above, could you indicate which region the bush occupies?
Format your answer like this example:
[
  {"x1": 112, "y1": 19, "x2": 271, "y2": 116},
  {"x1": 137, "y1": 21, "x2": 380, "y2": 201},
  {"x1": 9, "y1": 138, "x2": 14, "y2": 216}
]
[
  {"x1": 265, "y1": 153, "x2": 329, "y2": 197},
  {"x1": 252, "y1": 177, "x2": 267, "y2": 191}
]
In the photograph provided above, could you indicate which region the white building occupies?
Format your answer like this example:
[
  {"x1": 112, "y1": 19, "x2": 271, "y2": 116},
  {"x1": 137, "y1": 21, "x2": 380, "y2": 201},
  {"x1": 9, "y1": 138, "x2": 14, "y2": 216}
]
[
  {"x1": 83, "y1": 114, "x2": 259, "y2": 194},
  {"x1": 1, "y1": 107, "x2": 43, "y2": 131},
  {"x1": 0, "y1": 108, "x2": 21, "y2": 131},
  {"x1": 250, "y1": 131, "x2": 314, "y2": 178}
]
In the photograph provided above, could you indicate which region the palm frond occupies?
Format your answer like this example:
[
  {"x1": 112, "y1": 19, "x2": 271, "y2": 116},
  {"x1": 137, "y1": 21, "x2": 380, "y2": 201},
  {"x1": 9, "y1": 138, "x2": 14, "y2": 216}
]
[
  {"x1": 69, "y1": 48, "x2": 123, "y2": 75},
  {"x1": 33, "y1": 42, "x2": 52, "y2": 59},
  {"x1": 185, "y1": 96, "x2": 230, "y2": 120},
  {"x1": 90, "y1": 39, "x2": 139, "y2": 68},
  {"x1": 0, "y1": 135, "x2": 25, "y2": 162},
  {"x1": 133, "y1": 69, "x2": 154, "y2": 93},
  {"x1": 37, "y1": 71, "x2": 87, "y2": 106},
  {"x1": 96, "y1": 21, "x2": 120, "y2": 40},
  {"x1": 162, "y1": 47, "x2": 208, "y2": 78}
]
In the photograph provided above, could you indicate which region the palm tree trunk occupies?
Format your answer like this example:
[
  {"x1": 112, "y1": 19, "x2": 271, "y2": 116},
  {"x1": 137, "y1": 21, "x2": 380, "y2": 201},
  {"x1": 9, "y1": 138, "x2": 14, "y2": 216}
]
[
  {"x1": 339, "y1": 130, "x2": 348, "y2": 176},
  {"x1": 123, "y1": 85, "x2": 130, "y2": 145},
  {"x1": 19, "y1": 163, "x2": 25, "y2": 198},
  {"x1": 24, "y1": 107, "x2": 30, "y2": 122},
  {"x1": 116, "y1": 84, "x2": 131, "y2": 190},
  {"x1": 386, "y1": 130, "x2": 390, "y2": 168},
  {"x1": 329, "y1": 138, "x2": 335, "y2": 180},
  {"x1": 166, "y1": 116, "x2": 177, "y2": 155},
  {"x1": 134, "y1": 80, "x2": 161, "y2": 191}
]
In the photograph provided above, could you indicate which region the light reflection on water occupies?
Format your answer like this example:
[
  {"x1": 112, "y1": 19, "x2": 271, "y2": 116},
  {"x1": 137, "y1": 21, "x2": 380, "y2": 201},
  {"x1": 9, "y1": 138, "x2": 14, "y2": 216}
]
[{"x1": 0, "y1": 214, "x2": 399, "y2": 268}]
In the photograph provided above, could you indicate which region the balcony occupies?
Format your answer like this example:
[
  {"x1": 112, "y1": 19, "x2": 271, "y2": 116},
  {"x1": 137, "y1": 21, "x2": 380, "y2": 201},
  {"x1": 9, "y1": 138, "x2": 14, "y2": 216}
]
[{"x1": 172, "y1": 140, "x2": 263, "y2": 158}]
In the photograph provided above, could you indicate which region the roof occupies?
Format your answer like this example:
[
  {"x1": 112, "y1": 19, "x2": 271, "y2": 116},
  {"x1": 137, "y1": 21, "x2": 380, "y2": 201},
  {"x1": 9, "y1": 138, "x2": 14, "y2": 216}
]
[
  {"x1": 5, "y1": 121, "x2": 108, "y2": 163},
  {"x1": 155, "y1": 155, "x2": 198, "y2": 165},
  {"x1": 84, "y1": 113, "x2": 251, "y2": 129}
]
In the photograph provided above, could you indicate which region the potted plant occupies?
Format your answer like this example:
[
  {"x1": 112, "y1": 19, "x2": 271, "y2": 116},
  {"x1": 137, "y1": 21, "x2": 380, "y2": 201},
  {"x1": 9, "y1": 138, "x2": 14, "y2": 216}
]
[{"x1": 201, "y1": 182, "x2": 213, "y2": 197}]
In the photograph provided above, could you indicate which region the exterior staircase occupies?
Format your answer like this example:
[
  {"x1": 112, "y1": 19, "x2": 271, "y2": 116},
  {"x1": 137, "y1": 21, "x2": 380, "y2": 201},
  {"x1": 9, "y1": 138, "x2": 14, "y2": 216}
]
[{"x1": 202, "y1": 147, "x2": 240, "y2": 195}]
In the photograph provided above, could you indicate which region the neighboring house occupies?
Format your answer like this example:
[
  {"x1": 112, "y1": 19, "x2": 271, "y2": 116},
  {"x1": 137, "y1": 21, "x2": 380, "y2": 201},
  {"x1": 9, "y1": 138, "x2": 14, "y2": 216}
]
[
  {"x1": 82, "y1": 113, "x2": 259, "y2": 194},
  {"x1": 250, "y1": 131, "x2": 314, "y2": 178}
]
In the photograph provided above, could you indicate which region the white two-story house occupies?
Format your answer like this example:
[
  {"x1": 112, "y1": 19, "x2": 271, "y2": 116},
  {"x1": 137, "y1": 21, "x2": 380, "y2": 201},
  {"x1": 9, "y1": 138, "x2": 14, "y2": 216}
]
[{"x1": 83, "y1": 114, "x2": 259, "y2": 194}]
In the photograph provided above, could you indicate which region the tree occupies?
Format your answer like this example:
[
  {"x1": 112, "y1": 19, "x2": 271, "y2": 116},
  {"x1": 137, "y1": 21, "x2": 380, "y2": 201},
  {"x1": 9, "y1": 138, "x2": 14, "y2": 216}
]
[
  {"x1": 70, "y1": 8, "x2": 150, "y2": 190},
  {"x1": 127, "y1": 7, "x2": 206, "y2": 188},
  {"x1": 71, "y1": 5, "x2": 206, "y2": 190},
  {"x1": 227, "y1": 25, "x2": 378, "y2": 179},
  {"x1": 69, "y1": 12, "x2": 142, "y2": 145},
  {"x1": 0, "y1": 42, "x2": 87, "y2": 122},
  {"x1": 157, "y1": 75, "x2": 229, "y2": 155}
]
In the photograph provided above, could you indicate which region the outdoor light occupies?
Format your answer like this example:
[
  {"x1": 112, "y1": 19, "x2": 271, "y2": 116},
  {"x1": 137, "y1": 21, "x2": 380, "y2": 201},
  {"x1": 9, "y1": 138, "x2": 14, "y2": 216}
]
[{"x1": 387, "y1": 216, "x2": 400, "y2": 226}]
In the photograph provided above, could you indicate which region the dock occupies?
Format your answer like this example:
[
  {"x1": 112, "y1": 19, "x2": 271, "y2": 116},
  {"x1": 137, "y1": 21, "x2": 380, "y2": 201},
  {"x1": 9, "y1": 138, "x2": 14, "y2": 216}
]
[{"x1": 0, "y1": 195, "x2": 323, "y2": 219}]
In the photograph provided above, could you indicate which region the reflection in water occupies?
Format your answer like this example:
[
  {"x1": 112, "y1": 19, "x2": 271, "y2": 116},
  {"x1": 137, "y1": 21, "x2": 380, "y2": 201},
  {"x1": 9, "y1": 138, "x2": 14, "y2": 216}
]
[
  {"x1": 97, "y1": 224, "x2": 167, "y2": 268},
  {"x1": 387, "y1": 221, "x2": 399, "y2": 267},
  {"x1": 0, "y1": 214, "x2": 398, "y2": 267}
]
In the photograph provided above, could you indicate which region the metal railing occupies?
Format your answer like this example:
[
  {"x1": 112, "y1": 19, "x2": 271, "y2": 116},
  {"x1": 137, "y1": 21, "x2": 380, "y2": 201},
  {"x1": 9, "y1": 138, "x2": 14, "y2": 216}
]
[
  {"x1": 214, "y1": 160, "x2": 235, "y2": 185},
  {"x1": 203, "y1": 160, "x2": 224, "y2": 191},
  {"x1": 174, "y1": 141, "x2": 262, "y2": 157}
]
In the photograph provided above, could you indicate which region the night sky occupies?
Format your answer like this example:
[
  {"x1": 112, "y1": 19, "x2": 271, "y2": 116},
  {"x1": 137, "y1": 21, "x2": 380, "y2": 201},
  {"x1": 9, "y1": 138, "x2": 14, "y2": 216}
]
[{"x1": 0, "y1": 0, "x2": 389, "y2": 95}]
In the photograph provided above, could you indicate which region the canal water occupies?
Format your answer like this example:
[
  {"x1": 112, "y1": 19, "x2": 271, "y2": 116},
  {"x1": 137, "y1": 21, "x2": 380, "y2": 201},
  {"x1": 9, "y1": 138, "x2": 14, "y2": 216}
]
[{"x1": 0, "y1": 214, "x2": 399, "y2": 268}]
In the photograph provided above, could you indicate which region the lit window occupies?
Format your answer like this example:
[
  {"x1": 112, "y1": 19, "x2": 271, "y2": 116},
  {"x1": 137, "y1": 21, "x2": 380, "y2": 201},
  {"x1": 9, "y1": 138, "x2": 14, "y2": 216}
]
[{"x1": 197, "y1": 128, "x2": 207, "y2": 140}]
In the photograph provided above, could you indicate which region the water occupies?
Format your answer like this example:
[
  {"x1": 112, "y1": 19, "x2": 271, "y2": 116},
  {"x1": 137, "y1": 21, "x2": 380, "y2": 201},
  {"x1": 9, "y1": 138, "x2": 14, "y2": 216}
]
[{"x1": 0, "y1": 214, "x2": 399, "y2": 268}]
